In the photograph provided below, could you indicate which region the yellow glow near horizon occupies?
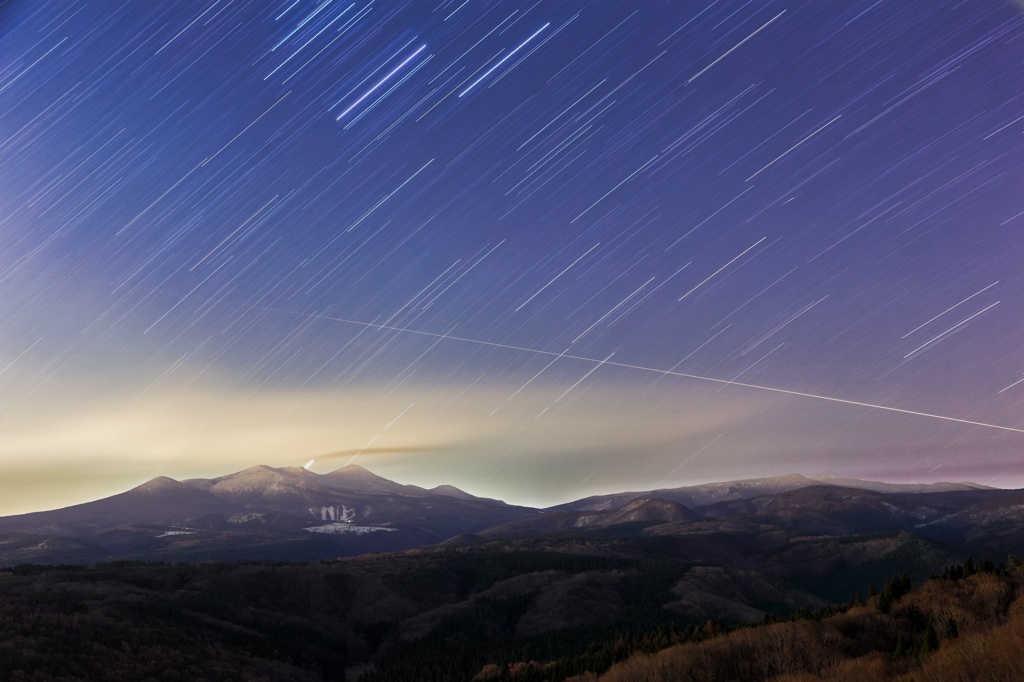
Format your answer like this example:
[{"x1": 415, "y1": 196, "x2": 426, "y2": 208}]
[{"x1": 0, "y1": 373, "x2": 1020, "y2": 516}]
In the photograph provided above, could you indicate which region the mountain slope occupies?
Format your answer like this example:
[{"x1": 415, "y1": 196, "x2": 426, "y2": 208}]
[
  {"x1": 474, "y1": 484, "x2": 1024, "y2": 601},
  {"x1": 810, "y1": 475, "x2": 993, "y2": 493},
  {"x1": 0, "y1": 464, "x2": 538, "y2": 565},
  {"x1": 549, "y1": 474, "x2": 825, "y2": 512},
  {"x1": 480, "y1": 498, "x2": 699, "y2": 537}
]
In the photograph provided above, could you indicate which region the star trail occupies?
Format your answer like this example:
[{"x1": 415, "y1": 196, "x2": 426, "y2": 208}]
[{"x1": 1, "y1": 0, "x2": 1023, "y2": 513}]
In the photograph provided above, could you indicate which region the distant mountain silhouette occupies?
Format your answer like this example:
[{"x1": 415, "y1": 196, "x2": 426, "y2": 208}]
[
  {"x1": 0, "y1": 466, "x2": 1019, "y2": 570},
  {"x1": 810, "y1": 475, "x2": 993, "y2": 494},
  {"x1": 548, "y1": 473, "x2": 991, "y2": 512},
  {"x1": 479, "y1": 497, "x2": 700, "y2": 537}
]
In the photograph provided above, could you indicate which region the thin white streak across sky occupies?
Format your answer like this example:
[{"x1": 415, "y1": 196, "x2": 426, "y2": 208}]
[
  {"x1": 903, "y1": 301, "x2": 999, "y2": 359},
  {"x1": 336, "y1": 45, "x2": 427, "y2": 121},
  {"x1": 246, "y1": 305, "x2": 1024, "y2": 435},
  {"x1": 688, "y1": 10, "x2": 786, "y2": 83},
  {"x1": 516, "y1": 243, "x2": 600, "y2": 311},
  {"x1": 459, "y1": 23, "x2": 550, "y2": 97},
  {"x1": 678, "y1": 237, "x2": 765, "y2": 301},
  {"x1": 746, "y1": 115, "x2": 842, "y2": 181},
  {"x1": 901, "y1": 281, "x2": 998, "y2": 339}
]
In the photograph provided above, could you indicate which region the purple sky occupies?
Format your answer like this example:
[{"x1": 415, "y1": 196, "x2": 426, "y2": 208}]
[{"x1": 1, "y1": 0, "x2": 1023, "y2": 514}]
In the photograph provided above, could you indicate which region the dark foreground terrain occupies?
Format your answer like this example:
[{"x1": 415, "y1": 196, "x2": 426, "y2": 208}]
[
  {"x1": 587, "y1": 558, "x2": 1024, "y2": 682},
  {"x1": 2, "y1": 546, "x2": 1023, "y2": 681}
]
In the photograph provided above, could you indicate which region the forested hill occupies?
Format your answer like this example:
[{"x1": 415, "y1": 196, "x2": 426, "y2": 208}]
[
  {"x1": 1, "y1": 546, "x2": 1023, "y2": 681},
  {"x1": 565, "y1": 557, "x2": 1024, "y2": 682}
]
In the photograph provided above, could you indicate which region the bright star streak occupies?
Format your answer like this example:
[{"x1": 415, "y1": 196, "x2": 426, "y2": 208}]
[
  {"x1": 570, "y1": 155, "x2": 659, "y2": 223},
  {"x1": 688, "y1": 10, "x2": 786, "y2": 83},
  {"x1": 901, "y1": 281, "x2": 999, "y2": 338},
  {"x1": 903, "y1": 301, "x2": 1000, "y2": 359},
  {"x1": 265, "y1": 4, "x2": 354, "y2": 80},
  {"x1": 746, "y1": 115, "x2": 842, "y2": 181},
  {"x1": 516, "y1": 243, "x2": 600, "y2": 311},
  {"x1": 270, "y1": 0, "x2": 334, "y2": 51},
  {"x1": 679, "y1": 237, "x2": 766, "y2": 301},
  {"x1": 998, "y1": 376, "x2": 1024, "y2": 394},
  {"x1": 275, "y1": 0, "x2": 302, "y2": 21},
  {"x1": 573, "y1": 278, "x2": 654, "y2": 344},
  {"x1": 336, "y1": 44, "x2": 427, "y2": 121},
  {"x1": 383, "y1": 403, "x2": 415, "y2": 431},
  {"x1": 549, "y1": 353, "x2": 614, "y2": 405},
  {"x1": 492, "y1": 346, "x2": 572, "y2": 416},
  {"x1": 0, "y1": 336, "x2": 46, "y2": 376},
  {"x1": 459, "y1": 23, "x2": 550, "y2": 97},
  {"x1": 0, "y1": 37, "x2": 67, "y2": 96}
]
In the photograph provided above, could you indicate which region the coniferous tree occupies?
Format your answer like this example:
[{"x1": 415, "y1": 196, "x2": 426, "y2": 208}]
[
  {"x1": 891, "y1": 635, "x2": 904, "y2": 661},
  {"x1": 921, "y1": 622, "x2": 938, "y2": 654},
  {"x1": 878, "y1": 579, "x2": 895, "y2": 612},
  {"x1": 944, "y1": 618, "x2": 958, "y2": 640},
  {"x1": 897, "y1": 573, "x2": 911, "y2": 594}
]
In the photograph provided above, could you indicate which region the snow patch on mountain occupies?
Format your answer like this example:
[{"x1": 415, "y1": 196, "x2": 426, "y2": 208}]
[
  {"x1": 303, "y1": 523, "x2": 397, "y2": 535},
  {"x1": 209, "y1": 465, "x2": 328, "y2": 499}
]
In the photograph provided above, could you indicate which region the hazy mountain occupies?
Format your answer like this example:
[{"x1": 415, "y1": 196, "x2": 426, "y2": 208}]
[
  {"x1": 549, "y1": 473, "x2": 991, "y2": 512},
  {"x1": 428, "y1": 484, "x2": 485, "y2": 500},
  {"x1": 810, "y1": 475, "x2": 993, "y2": 494},
  {"x1": 479, "y1": 498, "x2": 700, "y2": 537},
  {"x1": 547, "y1": 474, "x2": 821, "y2": 512}
]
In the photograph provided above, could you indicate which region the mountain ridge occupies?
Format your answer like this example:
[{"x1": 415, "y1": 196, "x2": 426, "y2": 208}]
[
  {"x1": 0, "y1": 463, "x2": 540, "y2": 565},
  {"x1": 548, "y1": 473, "x2": 992, "y2": 512},
  {"x1": 0, "y1": 465, "x2": 1016, "y2": 567}
]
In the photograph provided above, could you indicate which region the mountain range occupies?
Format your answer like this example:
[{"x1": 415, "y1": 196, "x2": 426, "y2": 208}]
[
  {"x1": 0, "y1": 464, "x2": 1020, "y2": 575},
  {"x1": 548, "y1": 472, "x2": 993, "y2": 511},
  {"x1": 0, "y1": 464, "x2": 535, "y2": 565}
]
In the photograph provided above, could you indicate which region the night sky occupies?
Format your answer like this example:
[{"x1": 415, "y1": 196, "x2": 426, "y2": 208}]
[{"x1": 2, "y1": 0, "x2": 1023, "y2": 514}]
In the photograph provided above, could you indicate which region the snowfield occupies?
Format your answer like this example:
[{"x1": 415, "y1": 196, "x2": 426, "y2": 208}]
[{"x1": 303, "y1": 523, "x2": 397, "y2": 535}]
